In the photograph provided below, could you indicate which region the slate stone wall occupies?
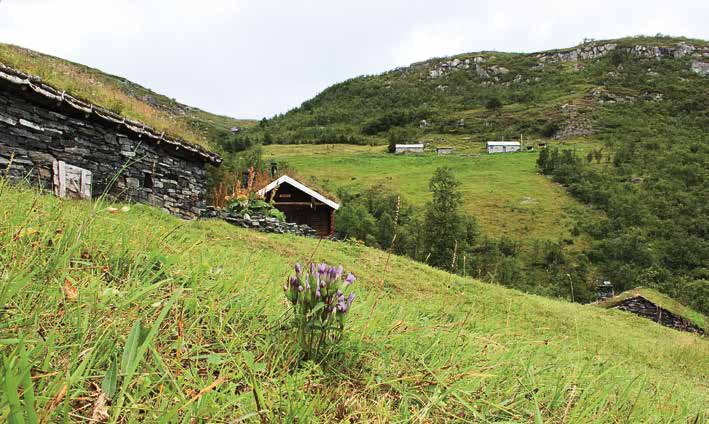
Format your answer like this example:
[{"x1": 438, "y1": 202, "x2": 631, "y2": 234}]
[
  {"x1": 613, "y1": 296, "x2": 704, "y2": 335},
  {"x1": 202, "y1": 207, "x2": 319, "y2": 238},
  {"x1": 0, "y1": 90, "x2": 208, "y2": 219}
]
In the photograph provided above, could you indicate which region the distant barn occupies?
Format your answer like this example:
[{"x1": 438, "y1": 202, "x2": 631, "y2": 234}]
[
  {"x1": 395, "y1": 144, "x2": 424, "y2": 154},
  {"x1": 436, "y1": 147, "x2": 454, "y2": 155},
  {"x1": 487, "y1": 141, "x2": 521, "y2": 154},
  {"x1": 257, "y1": 175, "x2": 340, "y2": 237}
]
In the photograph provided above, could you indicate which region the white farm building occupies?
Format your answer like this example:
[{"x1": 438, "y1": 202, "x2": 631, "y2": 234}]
[
  {"x1": 395, "y1": 143, "x2": 424, "y2": 154},
  {"x1": 487, "y1": 141, "x2": 521, "y2": 154}
]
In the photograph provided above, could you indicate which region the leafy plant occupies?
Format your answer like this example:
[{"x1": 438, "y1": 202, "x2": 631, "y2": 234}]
[{"x1": 283, "y1": 263, "x2": 356, "y2": 358}]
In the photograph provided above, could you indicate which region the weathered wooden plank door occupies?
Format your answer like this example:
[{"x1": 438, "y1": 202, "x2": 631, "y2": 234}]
[{"x1": 53, "y1": 160, "x2": 92, "y2": 199}]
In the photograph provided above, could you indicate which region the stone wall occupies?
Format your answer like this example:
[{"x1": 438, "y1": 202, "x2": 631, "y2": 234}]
[
  {"x1": 613, "y1": 296, "x2": 704, "y2": 335},
  {"x1": 0, "y1": 89, "x2": 209, "y2": 219},
  {"x1": 202, "y1": 207, "x2": 319, "y2": 237}
]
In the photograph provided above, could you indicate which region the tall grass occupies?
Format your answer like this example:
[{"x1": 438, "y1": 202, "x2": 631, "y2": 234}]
[{"x1": 0, "y1": 180, "x2": 707, "y2": 422}]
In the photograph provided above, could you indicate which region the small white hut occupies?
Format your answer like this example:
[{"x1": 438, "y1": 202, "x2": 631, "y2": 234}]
[
  {"x1": 395, "y1": 144, "x2": 424, "y2": 154},
  {"x1": 486, "y1": 141, "x2": 521, "y2": 154}
]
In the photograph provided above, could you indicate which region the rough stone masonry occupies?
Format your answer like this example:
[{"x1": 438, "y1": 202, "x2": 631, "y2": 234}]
[{"x1": 0, "y1": 65, "x2": 221, "y2": 219}]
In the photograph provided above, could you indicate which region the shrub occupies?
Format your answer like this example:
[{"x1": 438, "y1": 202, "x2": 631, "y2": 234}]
[
  {"x1": 485, "y1": 97, "x2": 502, "y2": 111},
  {"x1": 284, "y1": 263, "x2": 356, "y2": 358},
  {"x1": 541, "y1": 121, "x2": 559, "y2": 138}
]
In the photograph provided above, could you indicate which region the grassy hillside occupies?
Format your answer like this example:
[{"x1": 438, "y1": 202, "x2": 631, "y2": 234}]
[
  {"x1": 264, "y1": 141, "x2": 595, "y2": 243},
  {"x1": 0, "y1": 43, "x2": 256, "y2": 150},
  {"x1": 1, "y1": 181, "x2": 707, "y2": 422}
]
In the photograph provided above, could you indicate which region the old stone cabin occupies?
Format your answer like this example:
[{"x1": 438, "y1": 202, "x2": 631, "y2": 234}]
[
  {"x1": 395, "y1": 143, "x2": 424, "y2": 154},
  {"x1": 0, "y1": 64, "x2": 221, "y2": 219},
  {"x1": 257, "y1": 175, "x2": 340, "y2": 237},
  {"x1": 486, "y1": 141, "x2": 521, "y2": 154},
  {"x1": 610, "y1": 296, "x2": 704, "y2": 335}
]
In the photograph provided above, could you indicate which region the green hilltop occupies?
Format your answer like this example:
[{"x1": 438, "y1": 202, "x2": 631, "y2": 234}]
[{"x1": 247, "y1": 35, "x2": 707, "y2": 145}]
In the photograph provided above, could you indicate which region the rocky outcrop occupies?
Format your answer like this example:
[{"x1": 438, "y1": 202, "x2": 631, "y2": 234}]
[
  {"x1": 612, "y1": 296, "x2": 704, "y2": 335},
  {"x1": 428, "y1": 42, "x2": 709, "y2": 81},
  {"x1": 691, "y1": 60, "x2": 709, "y2": 76},
  {"x1": 537, "y1": 41, "x2": 707, "y2": 63},
  {"x1": 201, "y1": 207, "x2": 318, "y2": 237},
  {"x1": 554, "y1": 103, "x2": 593, "y2": 139}
]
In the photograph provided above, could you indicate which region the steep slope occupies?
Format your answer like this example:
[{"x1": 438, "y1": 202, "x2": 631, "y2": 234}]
[
  {"x1": 0, "y1": 182, "x2": 707, "y2": 422},
  {"x1": 248, "y1": 36, "x2": 707, "y2": 144},
  {"x1": 0, "y1": 43, "x2": 256, "y2": 150}
]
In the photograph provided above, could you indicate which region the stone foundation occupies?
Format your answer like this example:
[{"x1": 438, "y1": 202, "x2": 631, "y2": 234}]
[{"x1": 202, "y1": 207, "x2": 318, "y2": 237}]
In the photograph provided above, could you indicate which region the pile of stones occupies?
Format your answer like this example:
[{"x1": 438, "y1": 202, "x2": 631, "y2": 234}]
[{"x1": 201, "y1": 206, "x2": 318, "y2": 237}]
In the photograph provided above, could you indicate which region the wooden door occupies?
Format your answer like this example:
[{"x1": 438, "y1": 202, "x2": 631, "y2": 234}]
[{"x1": 53, "y1": 160, "x2": 92, "y2": 199}]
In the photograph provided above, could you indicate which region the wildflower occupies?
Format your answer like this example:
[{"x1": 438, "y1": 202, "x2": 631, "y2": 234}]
[{"x1": 283, "y1": 261, "x2": 357, "y2": 358}]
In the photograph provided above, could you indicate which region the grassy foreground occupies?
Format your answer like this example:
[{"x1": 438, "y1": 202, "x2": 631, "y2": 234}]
[
  {"x1": 0, "y1": 181, "x2": 707, "y2": 422},
  {"x1": 264, "y1": 142, "x2": 594, "y2": 242}
]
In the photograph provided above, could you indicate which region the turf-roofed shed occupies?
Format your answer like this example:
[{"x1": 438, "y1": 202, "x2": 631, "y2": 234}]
[
  {"x1": 0, "y1": 63, "x2": 221, "y2": 219},
  {"x1": 257, "y1": 175, "x2": 340, "y2": 238},
  {"x1": 596, "y1": 288, "x2": 706, "y2": 335}
]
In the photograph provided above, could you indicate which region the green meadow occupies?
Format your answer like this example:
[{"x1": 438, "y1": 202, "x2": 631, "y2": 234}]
[
  {"x1": 264, "y1": 140, "x2": 598, "y2": 243},
  {"x1": 1, "y1": 180, "x2": 706, "y2": 422}
]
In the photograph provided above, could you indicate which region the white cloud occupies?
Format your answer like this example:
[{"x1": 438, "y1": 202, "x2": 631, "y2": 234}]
[{"x1": 0, "y1": 0, "x2": 707, "y2": 119}]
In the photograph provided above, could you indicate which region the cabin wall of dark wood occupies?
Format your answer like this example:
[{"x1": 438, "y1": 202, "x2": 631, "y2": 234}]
[
  {"x1": 0, "y1": 89, "x2": 208, "y2": 219},
  {"x1": 263, "y1": 181, "x2": 336, "y2": 237}
]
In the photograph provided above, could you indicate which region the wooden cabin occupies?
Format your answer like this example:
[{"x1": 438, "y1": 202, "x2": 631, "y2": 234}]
[{"x1": 257, "y1": 175, "x2": 340, "y2": 237}]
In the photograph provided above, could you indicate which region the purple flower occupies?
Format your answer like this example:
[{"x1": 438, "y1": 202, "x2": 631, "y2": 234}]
[
  {"x1": 318, "y1": 263, "x2": 327, "y2": 275},
  {"x1": 289, "y1": 276, "x2": 299, "y2": 288},
  {"x1": 295, "y1": 263, "x2": 302, "y2": 276},
  {"x1": 344, "y1": 273, "x2": 356, "y2": 287},
  {"x1": 347, "y1": 293, "x2": 355, "y2": 308},
  {"x1": 315, "y1": 287, "x2": 321, "y2": 299},
  {"x1": 310, "y1": 263, "x2": 317, "y2": 276}
]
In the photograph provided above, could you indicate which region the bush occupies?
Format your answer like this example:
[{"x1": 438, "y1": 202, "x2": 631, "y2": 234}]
[
  {"x1": 387, "y1": 127, "x2": 417, "y2": 153},
  {"x1": 541, "y1": 121, "x2": 559, "y2": 138},
  {"x1": 485, "y1": 97, "x2": 503, "y2": 111},
  {"x1": 284, "y1": 263, "x2": 356, "y2": 358}
]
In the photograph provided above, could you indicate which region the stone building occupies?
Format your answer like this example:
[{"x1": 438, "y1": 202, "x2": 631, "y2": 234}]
[
  {"x1": 596, "y1": 288, "x2": 705, "y2": 335},
  {"x1": 0, "y1": 64, "x2": 221, "y2": 219},
  {"x1": 436, "y1": 147, "x2": 454, "y2": 155}
]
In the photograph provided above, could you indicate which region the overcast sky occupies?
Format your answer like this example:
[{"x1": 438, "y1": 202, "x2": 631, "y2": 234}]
[{"x1": 0, "y1": 1, "x2": 707, "y2": 119}]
